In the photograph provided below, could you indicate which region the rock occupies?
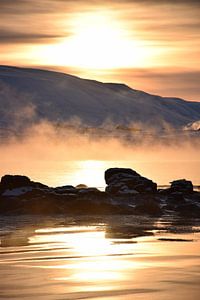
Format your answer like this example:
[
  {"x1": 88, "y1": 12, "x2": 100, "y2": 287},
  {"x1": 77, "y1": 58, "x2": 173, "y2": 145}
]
[
  {"x1": 168, "y1": 192, "x2": 185, "y2": 203},
  {"x1": 2, "y1": 186, "x2": 33, "y2": 197},
  {"x1": 105, "y1": 168, "x2": 139, "y2": 185},
  {"x1": 176, "y1": 203, "x2": 200, "y2": 217},
  {"x1": 54, "y1": 185, "x2": 77, "y2": 194},
  {"x1": 31, "y1": 181, "x2": 49, "y2": 189},
  {"x1": 65, "y1": 198, "x2": 125, "y2": 215},
  {"x1": 76, "y1": 184, "x2": 88, "y2": 189},
  {"x1": 105, "y1": 184, "x2": 138, "y2": 196},
  {"x1": 134, "y1": 198, "x2": 161, "y2": 215},
  {"x1": 0, "y1": 171, "x2": 199, "y2": 217},
  {"x1": 170, "y1": 179, "x2": 193, "y2": 193},
  {"x1": 77, "y1": 187, "x2": 101, "y2": 195},
  {"x1": 105, "y1": 168, "x2": 157, "y2": 195},
  {"x1": 0, "y1": 175, "x2": 49, "y2": 195},
  {"x1": 0, "y1": 175, "x2": 31, "y2": 192}
]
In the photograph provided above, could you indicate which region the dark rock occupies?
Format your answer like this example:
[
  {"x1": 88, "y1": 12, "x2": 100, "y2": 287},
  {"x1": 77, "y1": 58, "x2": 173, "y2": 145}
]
[
  {"x1": 54, "y1": 185, "x2": 77, "y2": 194},
  {"x1": 31, "y1": 181, "x2": 49, "y2": 189},
  {"x1": 0, "y1": 175, "x2": 31, "y2": 192},
  {"x1": 134, "y1": 198, "x2": 161, "y2": 215},
  {"x1": 105, "y1": 168, "x2": 157, "y2": 195},
  {"x1": 19, "y1": 187, "x2": 51, "y2": 199},
  {"x1": 0, "y1": 171, "x2": 199, "y2": 217},
  {"x1": 77, "y1": 187, "x2": 102, "y2": 196},
  {"x1": 176, "y1": 203, "x2": 200, "y2": 217},
  {"x1": 105, "y1": 183, "x2": 138, "y2": 196},
  {"x1": 0, "y1": 196, "x2": 24, "y2": 214},
  {"x1": 168, "y1": 192, "x2": 185, "y2": 203},
  {"x1": 65, "y1": 198, "x2": 125, "y2": 215},
  {"x1": 170, "y1": 179, "x2": 193, "y2": 193},
  {"x1": 20, "y1": 198, "x2": 64, "y2": 215},
  {"x1": 105, "y1": 168, "x2": 139, "y2": 185},
  {"x1": 158, "y1": 188, "x2": 172, "y2": 195}
]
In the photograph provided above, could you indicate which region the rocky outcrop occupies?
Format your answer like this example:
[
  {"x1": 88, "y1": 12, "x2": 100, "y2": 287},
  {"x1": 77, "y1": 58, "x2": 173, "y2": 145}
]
[
  {"x1": 0, "y1": 174, "x2": 49, "y2": 195},
  {"x1": 170, "y1": 179, "x2": 193, "y2": 193},
  {"x1": 0, "y1": 171, "x2": 199, "y2": 217},
  {"x1": 105, "y1": 168, "x2": 157, "y2": 195},
  {"x1": 0, "y1": 175, "x2": 31, "y2": 191}
]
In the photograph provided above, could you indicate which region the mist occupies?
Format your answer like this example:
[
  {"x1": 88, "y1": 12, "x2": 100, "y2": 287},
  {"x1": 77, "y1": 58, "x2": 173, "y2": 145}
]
[{"x1": 1, "y1": 121, "x2": 200, "y2": 187}]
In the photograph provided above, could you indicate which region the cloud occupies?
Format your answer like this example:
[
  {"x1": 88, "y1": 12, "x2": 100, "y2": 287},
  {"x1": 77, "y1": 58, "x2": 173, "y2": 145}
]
[
  {"x1": 0, "y1": 1, "x2": 73, "y2": 45},
  {"x1": 0, "y1": 30, "x2": 64, "y2": 44},
  {"x1": 1, "y1": 0, "x2": 199, "y2": 46},
  {"x1": 0, "y1": 0, "x2": 199, "y2": 102},
  {"x1": 112, "y1": 0, "x2": 200, "y2": 5}
]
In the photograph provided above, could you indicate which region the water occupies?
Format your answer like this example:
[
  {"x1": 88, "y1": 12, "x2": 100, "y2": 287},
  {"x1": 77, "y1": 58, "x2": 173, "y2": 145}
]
[{"x1": 0, "y1": 215, "x2": 200, "y2": 300}]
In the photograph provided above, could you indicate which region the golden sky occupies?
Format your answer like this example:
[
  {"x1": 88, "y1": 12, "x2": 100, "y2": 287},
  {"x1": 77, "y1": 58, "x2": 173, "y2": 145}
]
[{"x1": 0, "y1": 0, "x2": 199, "y2": 100}]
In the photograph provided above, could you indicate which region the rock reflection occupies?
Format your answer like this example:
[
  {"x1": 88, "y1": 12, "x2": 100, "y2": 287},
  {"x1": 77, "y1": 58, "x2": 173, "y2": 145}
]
[
  {"x1": 105, "y1": 225, "x2": 154, "y2": 239},
  {"x1": 0, "y1": 228, "x2": 34, "y2": 247}
]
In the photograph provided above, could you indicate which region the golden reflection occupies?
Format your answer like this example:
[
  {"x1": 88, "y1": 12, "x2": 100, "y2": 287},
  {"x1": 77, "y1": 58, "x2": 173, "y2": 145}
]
[
  {"x1": 56, "y1": 258, "x2": 126, "y2": 284},
  {"x1": 1, "y1": 220, "x2": 200, "y2": 299},
  {"x1": 39, "y1": 226, "x2": 136, "y2": 290},
  {"x1": 30, "y1": 225, "x2": 140, "y2": 290},
  {"x1": 35, "y1": 226, "x2": 97, "y2": 234}
]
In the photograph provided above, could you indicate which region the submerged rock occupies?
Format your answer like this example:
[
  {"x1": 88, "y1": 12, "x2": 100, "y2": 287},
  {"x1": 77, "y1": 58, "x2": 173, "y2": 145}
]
[{"x1": 105, "y1": 168, "x2": 157, "y2": 195}]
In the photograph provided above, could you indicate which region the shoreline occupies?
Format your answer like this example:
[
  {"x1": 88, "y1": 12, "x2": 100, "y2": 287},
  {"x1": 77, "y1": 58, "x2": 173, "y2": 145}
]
[{"x1": 0, "y1": 168, "x2": 200, "y2": 217}]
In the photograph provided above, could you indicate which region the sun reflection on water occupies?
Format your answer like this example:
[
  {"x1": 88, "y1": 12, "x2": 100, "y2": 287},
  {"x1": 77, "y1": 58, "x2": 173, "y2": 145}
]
[
  {"x1": 1, "y1": 218, "x2": 200, "y2": 299},
  {"x1": 30, "y1": 225, "x2": 143, "y2": 291}
]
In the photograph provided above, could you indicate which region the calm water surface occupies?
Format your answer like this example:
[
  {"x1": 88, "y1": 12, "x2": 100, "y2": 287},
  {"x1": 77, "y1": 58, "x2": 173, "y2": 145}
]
[{"x1": 0, "y1": 215, "x2": 200, "y2": 300}]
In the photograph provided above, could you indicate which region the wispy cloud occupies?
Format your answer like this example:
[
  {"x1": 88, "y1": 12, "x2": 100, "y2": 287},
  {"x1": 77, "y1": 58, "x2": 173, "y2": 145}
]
[
  {"x1": 0, "y1": 30, "x2": 65, "y2": 44},
  {"x1": 0, "y1": 0, "x2": 199, "y2": 100}
]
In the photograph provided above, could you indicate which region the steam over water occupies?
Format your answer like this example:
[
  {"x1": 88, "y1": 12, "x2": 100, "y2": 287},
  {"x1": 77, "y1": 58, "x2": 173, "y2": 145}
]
[{"x1": 0, "y1": 123, "x2": 200, "y2": 188}]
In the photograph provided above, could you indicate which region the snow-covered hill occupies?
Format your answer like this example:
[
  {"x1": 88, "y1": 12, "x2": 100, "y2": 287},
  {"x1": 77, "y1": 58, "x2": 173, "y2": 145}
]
[{"x1": 0, "y1": 65, "x2": 200, "y2": 133}]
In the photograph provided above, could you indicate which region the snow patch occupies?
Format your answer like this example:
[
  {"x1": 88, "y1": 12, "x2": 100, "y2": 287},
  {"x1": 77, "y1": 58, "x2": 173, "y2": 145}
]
[
  {"x1": 2, "y1": 186, "x2": 33, "y2": 196},
  {"x1": 184, "y1": 120, "x2": 200, "y2": 131}
]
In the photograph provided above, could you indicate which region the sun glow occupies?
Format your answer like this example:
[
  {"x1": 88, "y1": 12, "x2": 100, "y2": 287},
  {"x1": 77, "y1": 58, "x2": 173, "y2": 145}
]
[{"x1": 38, "y1": 12, "x2": 150, "y2": 69}]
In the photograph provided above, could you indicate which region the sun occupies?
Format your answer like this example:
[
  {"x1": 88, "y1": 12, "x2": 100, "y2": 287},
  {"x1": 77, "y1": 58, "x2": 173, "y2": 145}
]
[
  {"x1": 59, "y1": 14, "x2": 134, "y2": 69},
  {"x1": 37, "y1": 12, "x2": 149, "y2": 69}
]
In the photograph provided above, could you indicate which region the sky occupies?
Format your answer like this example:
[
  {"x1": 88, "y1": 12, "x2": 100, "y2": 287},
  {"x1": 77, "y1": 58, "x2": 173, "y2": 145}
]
[{"x1": 0, "y1": 0, "x2": 199, "y2": 100}]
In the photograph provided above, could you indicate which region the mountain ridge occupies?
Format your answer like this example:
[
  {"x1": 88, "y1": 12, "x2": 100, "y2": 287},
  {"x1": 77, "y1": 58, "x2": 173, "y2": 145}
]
[{"x1": 0, "y1": 65, "x2": 200, "y2": 133}]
